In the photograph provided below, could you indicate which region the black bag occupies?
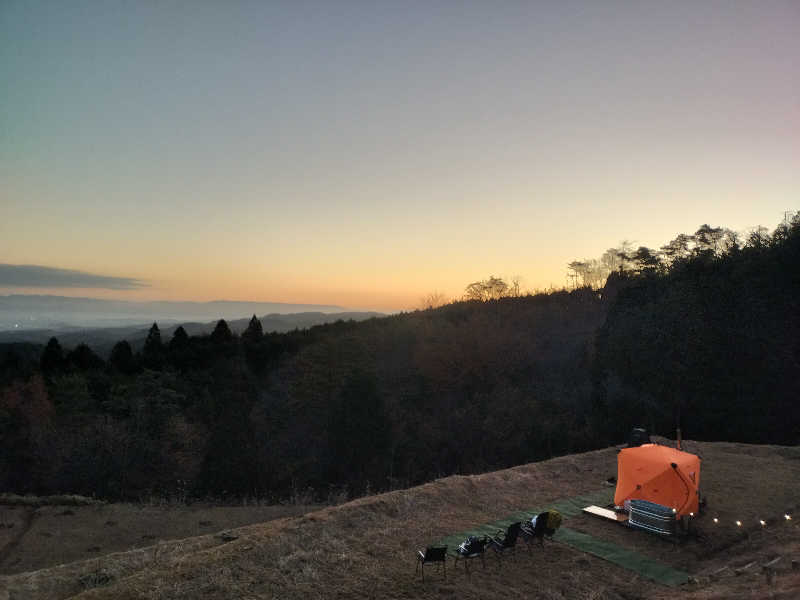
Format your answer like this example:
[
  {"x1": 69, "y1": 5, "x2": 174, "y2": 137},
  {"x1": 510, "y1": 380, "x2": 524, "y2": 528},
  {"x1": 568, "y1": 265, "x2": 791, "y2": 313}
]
[{"x1": 627, "y1": 427, "x2": 650, "y2": 447}]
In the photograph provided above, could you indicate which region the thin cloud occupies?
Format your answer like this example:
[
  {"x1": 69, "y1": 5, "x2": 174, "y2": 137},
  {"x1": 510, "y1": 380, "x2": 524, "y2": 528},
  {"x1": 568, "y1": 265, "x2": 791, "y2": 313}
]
[{"x1": 0, "y1": 264, "x2": 148, "y2": 290}]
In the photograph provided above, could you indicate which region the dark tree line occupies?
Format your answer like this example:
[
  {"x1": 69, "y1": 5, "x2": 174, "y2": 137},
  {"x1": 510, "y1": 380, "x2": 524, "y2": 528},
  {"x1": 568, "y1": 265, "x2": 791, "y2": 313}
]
[
  {"x1": 591, "y1": 216, "x2": 800, "y2": 445},
  {"x1": 0, "y1": 292, "x2": 606, "y2": 501},
  {"x1": 1, "y1": 316, "x2": 301, "y2": 498}
]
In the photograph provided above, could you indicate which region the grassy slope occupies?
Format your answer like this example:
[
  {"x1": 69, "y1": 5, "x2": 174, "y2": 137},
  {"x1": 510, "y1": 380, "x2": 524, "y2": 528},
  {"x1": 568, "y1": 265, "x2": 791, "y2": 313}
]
[
  {"x1": 0, "y1": 504, "x2": 320, "y2": 576},
  {"x1": 2, "y1": 440, "x2": 799, "y2": 600}
]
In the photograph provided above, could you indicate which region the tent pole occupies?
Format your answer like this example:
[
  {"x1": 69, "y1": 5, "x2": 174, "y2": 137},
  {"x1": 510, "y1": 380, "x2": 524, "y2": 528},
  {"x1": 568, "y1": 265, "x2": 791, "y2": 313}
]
[{"x1": 670, "y1": 462, "x2": 692, "y2": 515}]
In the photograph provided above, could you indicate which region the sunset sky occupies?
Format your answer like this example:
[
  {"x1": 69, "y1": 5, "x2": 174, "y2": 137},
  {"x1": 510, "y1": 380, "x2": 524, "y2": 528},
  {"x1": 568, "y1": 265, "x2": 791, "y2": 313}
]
[{"x1": 2, "y1": 1, "x2": 798, "y2": 311}]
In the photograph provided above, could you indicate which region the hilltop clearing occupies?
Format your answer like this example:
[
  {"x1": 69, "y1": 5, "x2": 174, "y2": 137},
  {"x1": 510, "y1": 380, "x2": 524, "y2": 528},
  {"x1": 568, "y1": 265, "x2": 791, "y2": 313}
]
[{"x1": 2, "y1": 438, "x2": 798, "y2": 599}]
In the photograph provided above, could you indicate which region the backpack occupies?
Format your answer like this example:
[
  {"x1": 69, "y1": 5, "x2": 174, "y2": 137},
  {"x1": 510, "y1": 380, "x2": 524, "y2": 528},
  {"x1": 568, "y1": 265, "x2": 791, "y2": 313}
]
[{"x1": 545, "y1": 510, "x2": 562, "y2": 531}]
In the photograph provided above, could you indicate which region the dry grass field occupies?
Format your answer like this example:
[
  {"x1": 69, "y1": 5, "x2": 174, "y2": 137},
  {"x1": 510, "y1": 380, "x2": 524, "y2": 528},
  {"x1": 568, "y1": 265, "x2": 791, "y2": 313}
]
[
  {"x1": 2, "y1": 439, "x2": 798, "y2": 600},
  {"x1": 0, "y1": 501, "x2": 320, "y2": 576}
]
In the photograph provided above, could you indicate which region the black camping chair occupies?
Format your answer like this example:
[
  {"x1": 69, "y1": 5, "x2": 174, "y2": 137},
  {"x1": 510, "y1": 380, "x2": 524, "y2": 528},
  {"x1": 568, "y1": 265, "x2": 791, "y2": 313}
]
[
  {"x1": 627, "y1": 426, "x2": 650, "y2": 447},
  {"x1": 453, "y1": 536, "x2": 488, "y2": 575},
  {"x1": 487, "y1": 522, "x2": 521, "y2": 563},
  {"x1": 521, "y1": 511, "x2": 561, "y2": 549},
  {"x1": 415, "y1": 546, "x2": 447, "y2": 581}
]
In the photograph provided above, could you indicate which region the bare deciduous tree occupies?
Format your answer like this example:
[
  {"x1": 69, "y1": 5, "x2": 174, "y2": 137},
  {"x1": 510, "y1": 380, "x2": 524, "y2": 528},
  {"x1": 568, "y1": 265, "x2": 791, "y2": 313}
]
[
  {"x1": 464, "y1": 276, "x2": 510, "y2": 301},
  {"x1": 418, "y1": 291, "x2": 449, "y2": 310}
]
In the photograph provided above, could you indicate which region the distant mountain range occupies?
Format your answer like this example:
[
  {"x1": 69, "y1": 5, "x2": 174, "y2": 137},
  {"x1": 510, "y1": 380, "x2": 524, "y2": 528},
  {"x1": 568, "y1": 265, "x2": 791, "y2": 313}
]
[
  {"x1": 0, "y1": 294, "x2": 355, "y2": 331},
  {"x1": 0, "y1": 295, "x2": 384, "y2": 356},
  {"x1": 0, "y1": 311, "x2": 384, "y2": 357}
]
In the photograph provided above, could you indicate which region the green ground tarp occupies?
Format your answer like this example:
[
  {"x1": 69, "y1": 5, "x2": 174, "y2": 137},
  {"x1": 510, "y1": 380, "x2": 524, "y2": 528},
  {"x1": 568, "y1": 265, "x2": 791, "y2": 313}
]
[{"x1": 435, "y1": 488, "x2": 689, "y2": 587}]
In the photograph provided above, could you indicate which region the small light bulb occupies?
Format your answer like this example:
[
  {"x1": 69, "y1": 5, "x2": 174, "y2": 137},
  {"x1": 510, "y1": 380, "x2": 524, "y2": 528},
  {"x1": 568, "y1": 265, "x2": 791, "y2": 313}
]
[
  {"x1": 736, "y1": 520, "x2": 742, "y2": 527},
  {"x1": 689, "y1": 512, "x2": 694, "y2": 517},
  {"x1": 785, "y1": 514, "x2": 792, "y2": 521},
  {"x1": 672, "y1": 508, "x2": 677, "y2": 513},
  {"x1": 713, "y1": 518, "x2": 719, "y2": 523},
  {"x1": 759, "y1": 520, "x2": 766, "y2": 526}
]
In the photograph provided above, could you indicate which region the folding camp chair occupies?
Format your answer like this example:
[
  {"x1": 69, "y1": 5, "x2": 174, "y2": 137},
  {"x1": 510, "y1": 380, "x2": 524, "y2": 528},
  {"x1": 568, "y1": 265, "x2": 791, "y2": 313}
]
[
  {"x1": 453, "y1": 536, "x2": 487, "y2": 575},
  {"x1": 415, "y1": 546, "x2": 447, "y2": 581},
  {"x1": 487, "y1": 522, "x2": 521, "y2": 563}
]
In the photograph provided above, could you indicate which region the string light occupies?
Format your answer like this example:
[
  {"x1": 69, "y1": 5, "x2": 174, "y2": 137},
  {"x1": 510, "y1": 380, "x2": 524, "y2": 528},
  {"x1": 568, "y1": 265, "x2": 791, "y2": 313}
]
[{"x1": 704, "y1": 513, "x2": 792, "y2": 529}]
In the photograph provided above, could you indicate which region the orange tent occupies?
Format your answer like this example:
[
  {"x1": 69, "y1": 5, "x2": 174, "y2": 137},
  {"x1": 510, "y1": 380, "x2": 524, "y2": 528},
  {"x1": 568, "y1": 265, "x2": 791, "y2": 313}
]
[{"x1": 614, "y1": 444, "x2": 701, "y2": 516}]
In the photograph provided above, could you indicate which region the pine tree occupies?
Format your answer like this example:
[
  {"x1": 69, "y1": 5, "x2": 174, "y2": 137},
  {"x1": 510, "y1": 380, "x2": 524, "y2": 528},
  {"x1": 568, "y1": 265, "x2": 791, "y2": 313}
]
[
  {"x1": 242, "y1": 315, "x2": 263, "y2": 343},
  {"x1": 169, "y1": 325, "x2": 189, "y2": 349},
  {"x1": 167, "y1": 325, "x2": 191, "y2": 371},
  {"x1": 142, "y1": 323, "x2": 163, "y2": 369},
  {"x1": 40, "y1": 337, "x2": 64, "y2": 374},
  {"x1": 109, "y1": 340, "x2": 136, "y2": 374},
  {"x1": 211, "y1": 319, "x2": 233, "y2": 343},
  {"x1": 144, "y1": 322, "x2": 162, "y2": 351},
  {"x1": 67, "y1": 343, "x2": 105, "y2": 371}
]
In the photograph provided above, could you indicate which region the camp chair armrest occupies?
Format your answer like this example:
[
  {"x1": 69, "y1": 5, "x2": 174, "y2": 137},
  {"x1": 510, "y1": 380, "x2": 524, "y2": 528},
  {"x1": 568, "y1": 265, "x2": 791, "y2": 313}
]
[{"x1": 521, "y1": 522, "x2": 534, "y2": 534}]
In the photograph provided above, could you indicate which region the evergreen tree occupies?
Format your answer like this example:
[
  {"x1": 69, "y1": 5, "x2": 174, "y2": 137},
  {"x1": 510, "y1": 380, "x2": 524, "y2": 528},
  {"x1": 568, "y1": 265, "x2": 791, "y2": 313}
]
[
  {"x1": 142, "y1": 323, "x2": 163, "y2": 369},
  {"x1": 241, "y1": 315, "x2": 263, "y2": 343},
  {"x1": 211, "y1": 319, "x2": 233, "y2": 343},
  {"x1": 144, "y1": 322, "x2": 162, "y2": 352},
  {"x1": 67, "y1": 343, "x2": 105, "y2": 371},
  {"x1": 109, "y1": 340, "x2": 137, "y2": 374},
  {"x1": 169, "y1": 325, "x2": 189, "y2": 349},
  {"x1": 167, "y1": 325, "x2": 191, "y2": 371},
  {"x1": 241, "y1": 315, "x2": 268, "y2": 372},
  {"x1": 40, "y1": 337, "x2": 64, "y2": 374}
]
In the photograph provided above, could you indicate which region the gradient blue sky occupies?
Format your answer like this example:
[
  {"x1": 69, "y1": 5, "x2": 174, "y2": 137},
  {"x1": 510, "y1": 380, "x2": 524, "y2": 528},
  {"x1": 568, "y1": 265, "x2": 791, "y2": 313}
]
[{"x1": 2, "y1": 1, "x2": 798, "y2": 310}]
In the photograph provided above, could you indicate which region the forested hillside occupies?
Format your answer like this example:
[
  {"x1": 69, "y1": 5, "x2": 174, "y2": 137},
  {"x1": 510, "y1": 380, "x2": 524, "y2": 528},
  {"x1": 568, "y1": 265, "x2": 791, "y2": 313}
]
[
  {"x1": 0, "y1": 293, "x2": 604, "y2": 501},
  {"x1": 1, "y1": 216, "x2": 797, "y2": 502},
  {"x1": 593, "y1": 218, "x2": 800, "y2": 445}
]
